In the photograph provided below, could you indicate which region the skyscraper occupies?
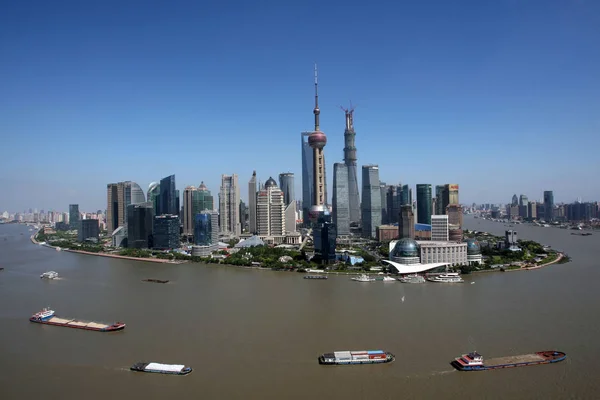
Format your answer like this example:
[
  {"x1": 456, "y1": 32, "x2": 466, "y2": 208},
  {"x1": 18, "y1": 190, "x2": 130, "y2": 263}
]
[
  {"x1": 106, "y1": 181, "x2": 145, "y2": 234},
  {"x1": 301, "y1": 131, "x2": 313, "y2": 224},
  {"x1": 69, "y1": 204, "x2": 80, "y2": 231},
  {"x1": 248, "y1": 171, "x2": 257, "y2": 234},
  {"x1": 401, "y1": 184, "x2": 411, "y2": 206},
  {"x1": 219, "y1": 174, "x2": 241, "y2": 236},
  {"x1": 544, "y1": 191, "x2": 554, "y2": 221},
  {"x1": 416, "y1": 184, "x2": 432, "y2": 225},
  {"x1": 183, "y1": 182, "x2": 213, "y2": 236},
  {"x1": 147, "y1": 182, "x2": 160, "y2": 216},
  {"x1": 386, "y1": 185, "x2": 401, "y2": 224},
  {"x1": 333, "y1": 163, "x2": 350, "y2": 236},
  {"x1": 398, "y1": 204, "x2": 415, "y2": 239},
  {"x1": 519, "y1": 194, "x2": 529, "y2": 219},
  {"x1": 256, "y1": 177, "x2": 285, "y2": 237},
  {"x1": 380, "y1": 182, "x2": 388, "y2": 224},
  {"x1": 158, "y1": 175, "x2": 177, "y2": 216},
  {"x1": 342, "y1": 106, "x2": 360, "y2": 224},
  {"x1": 278, "y1": 172, "x2": 294, "y2": 206},
  {"x1": 127, "y1": 202, "x2": 154, "y2": 249},
  {"x1": 361, "y1": 165, "x2": 382, "y2": 239}
]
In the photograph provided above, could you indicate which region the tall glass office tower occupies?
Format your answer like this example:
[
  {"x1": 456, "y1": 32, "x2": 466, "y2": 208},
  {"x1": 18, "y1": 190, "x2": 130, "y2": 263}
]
[
  {"x1": 333, "y1": 163, "x2": 350, "y2": 236},
  {"x1": 416, "y1": 184, "x2": 432, "y2": 225},
  {"x1": 361, "y1": 165, "x2": 381, "y2": 238}
]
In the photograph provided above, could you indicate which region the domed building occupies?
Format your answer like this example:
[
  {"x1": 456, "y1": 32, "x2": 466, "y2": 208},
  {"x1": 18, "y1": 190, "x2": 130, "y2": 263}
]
[
  {"x1": 465, "y1": 238, "x2": 483, "y2": 265},
  {"x1": 390, "y1": 238, "x2": 421, "y2": 265}
]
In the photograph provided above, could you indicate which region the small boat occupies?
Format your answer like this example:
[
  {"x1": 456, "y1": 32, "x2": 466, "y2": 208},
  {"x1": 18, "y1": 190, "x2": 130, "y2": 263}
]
[
  {"x1": 40, "y1": 271, "x2": 59, "y2": 279},
  {"x1": 382, "y1": 276, "x2": 396, "y2": 282},
  {"x1": 304, "y1": 275, "x2": 328, "y2": 280},
  {"x1": 398, "y1": 274, "x2": 425, "y2": 283},
  {"x1": 351, "y1": 274, "x2": 376, "y2": 282},
  {"x1": 451, "y1": 351, "x2": 566, "y2": 371},
  {"x1": 427, "y1": 273, "x2": 464, "y2": 283},
  {"x1": 130, "y1": 362, "x2": 192, "y2": 375},
  {"x1": 0, "y1": 267, "x2": 4, "y2": 271},
  {"x1": 142, "y1": 279, "x2": 169, "y2": 284},
  {"x1": 319, "y1": 350, "x2": 395, "y2": 365}
]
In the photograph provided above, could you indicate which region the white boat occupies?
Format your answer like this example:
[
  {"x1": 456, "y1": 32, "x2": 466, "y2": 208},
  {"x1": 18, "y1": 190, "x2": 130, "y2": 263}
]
[
  {"x1": 427, "y1": 273, "x2": 464, "y2": 283},
  {"x1": 382, "y1": 276, "x2": 397, "y2": 282},
  {"x1": 351, "y1": 274, "x2": 376, "y2": 282},
  {"x1": 398, "y1": 274, "x2": 426, "y2": 283},
  {"x1": 40, "y1": 271, "x2": 59, "y2": 279}
]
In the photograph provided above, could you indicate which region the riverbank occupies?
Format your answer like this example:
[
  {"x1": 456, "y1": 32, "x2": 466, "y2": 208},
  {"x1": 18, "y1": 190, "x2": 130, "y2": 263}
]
[
  {"x1": 473, "y1": 252, "x2": 565, "y2": 274},
  {"x1": 32, "y1": 230, "x2": 183, "y2": 264}
]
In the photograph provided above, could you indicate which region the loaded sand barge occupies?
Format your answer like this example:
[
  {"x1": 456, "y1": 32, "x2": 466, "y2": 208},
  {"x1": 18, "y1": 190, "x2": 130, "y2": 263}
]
[
  {"x1": 29, "y1": 308, "x2": 125, "y2": 332},
  {"x1": 451, "y1": 351, "x2": 566, "y2": 371},
  {"x1": 319, "y1": 350, "x2": 395, "y2": 365}
]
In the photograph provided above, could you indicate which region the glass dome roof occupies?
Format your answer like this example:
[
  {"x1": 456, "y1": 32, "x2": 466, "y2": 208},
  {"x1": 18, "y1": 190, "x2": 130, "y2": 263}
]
[
  {"x1": 465, "y1": 239, "x2": 481, "y2": 255},
  {"x1": 391, "y1": 238, "x2": 420, "y2": 258}
]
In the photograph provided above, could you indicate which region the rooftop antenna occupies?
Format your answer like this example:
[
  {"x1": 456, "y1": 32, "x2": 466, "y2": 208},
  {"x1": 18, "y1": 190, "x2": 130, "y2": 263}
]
[{"x1": 313, "y1": 63, "x2": 320, "y2": 131}]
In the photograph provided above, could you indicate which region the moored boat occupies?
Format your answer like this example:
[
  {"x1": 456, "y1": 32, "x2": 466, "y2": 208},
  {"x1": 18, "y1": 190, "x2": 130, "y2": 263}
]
[
  {"x1": 319, "y1": 350, "x2": 395, "y2": 365},
  {"x1": 29, "y1": 308, "x2": 125, "y2": 332},
  {"x1": 398, "y1": 274, "x2": 425, "y2": 283},
  {"x1": 451, "y1": 351, "x2": 566, "y2": 371},
  {"x1": 130, "y1": 362, "x2": 192, "y2": 375},
  {"x1": 351, "y1": 274, "x2": 376, "y2": 282},
  {"x1": 427, "y1": 273, "x2": 464, "y2": 283},
  {"x1": 382, "y1": 276, "x2": 396, "y2": 282}
]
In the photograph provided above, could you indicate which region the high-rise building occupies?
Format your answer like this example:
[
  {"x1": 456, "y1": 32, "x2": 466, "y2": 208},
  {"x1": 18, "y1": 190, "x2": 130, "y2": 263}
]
[
  {"x1": 106, "y1": 181, "x2": 145, "y2": 234},
  {"x1": 153, "y1": 215, "x2": 180, "y2": 250},
  {"x1": 544, "y1": 191, "x2": 554, "y2": 221},
  {"x1": 332, "y1": 163, "x2": 350, "y2": 236},
  {"x1": 69, "y1": 204, "x2": 80, "y2": 231},
  {"x1": 192, "y1": 210, "x2": 219, "y2": 257},
  {"x1": 256, "y1": 177, "x2": 285, "y2": 237},
  {"x1": 416, "y1": 184, "x2": 432, "y2": 225},
  {"x1": 519, "y1": 194, "x2": 529, "y2": 219},
  {"x1": 219, "y1": 174, "x2": 241, "y2": 236},
  {"x1": 380, "y1": 182, "x2": 389, "y2": 225},
  {"x1": 361, "y1": 165, "x2": 382, "y2": 239},
  {"x1": 147, "y1": 182, "x2": 160, "y2": 216},
  {"x1": 431, "y1": 215, "x2": 449, "y2": 241},
  {"x1": 158, "y1": 175, "x2": 177, "y2": 216},
  {"x1": 385, "y1": 185, "x2": 398, "y2": 224},
  {"x1": 528, "y1": 201, "x2": 537, "y2": 220},
  {"x1": 278, "y1": 173, "x2": 294, "y2": 206},
  {"x1": 401, "y1": 184, "x2": 411, "y2": 206},
  {"x1": 446, "y1": 184, "x2": 459, "y2": 207},
  {"x1": 435, "y1": 185, "x2": 446, "y2": 215},
  {"x1": 398, "y1": 204, "x2": 415, "y2": 239},
  {"x1": 248, "y1": 171, "x2": 257, "y2": 234},
  {"x1": 284, "y1": 201, "x2": 297, "y2": 234},
  {"x1": 342, "y1": 106, "x2": 360, "y2": 224},
  {"x1": 446, "y1": 204, "x2": 464, "y2": 228},
  {"x1": 301, "y1": 131, "x2": 313, "y2": 224},
  {"x1": 78, "y1": 219, "x2": 99, "y2": 242},
  {"x1": 183, "y1": 182, "x2": 213, "y2": 236},
  {"x1": 127, "y1": 202, "x2": 154, "y2": 249}
]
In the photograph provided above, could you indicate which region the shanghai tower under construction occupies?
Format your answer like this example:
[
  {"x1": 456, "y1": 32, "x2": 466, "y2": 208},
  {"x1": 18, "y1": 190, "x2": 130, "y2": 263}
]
[{"x1": 342, "y1": 106, "x2": 360, "y2": 224}]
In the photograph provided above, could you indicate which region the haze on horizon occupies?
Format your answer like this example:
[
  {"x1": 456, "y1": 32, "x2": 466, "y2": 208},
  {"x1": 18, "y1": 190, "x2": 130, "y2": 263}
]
[{"x1": 1, "y1": 0, "x2": 599, "y2": 212}]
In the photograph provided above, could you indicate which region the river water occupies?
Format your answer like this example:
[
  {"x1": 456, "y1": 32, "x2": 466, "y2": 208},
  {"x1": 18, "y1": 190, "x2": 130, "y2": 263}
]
[{"x1": 0, "y1": 219, "x2": 598, "y2": 399}]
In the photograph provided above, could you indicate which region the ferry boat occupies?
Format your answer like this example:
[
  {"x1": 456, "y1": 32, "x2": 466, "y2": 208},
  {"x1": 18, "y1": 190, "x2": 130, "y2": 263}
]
[
  {"x1": 451, "y1": 351, "x2": 566, "y2": 371},
  {"x1": 427, "y1": 273, "x2": 464, "y2": 283},
  {"x1": 398, "y1": 274, "x2": 426, "y2": 283},
  {"x1": 40, "y1": 271, "x2": 59, "y2": 279},
  {"x1": 351, "y1": 274, "x2": 376, "y2": 282},
  {"x1": 130, "y1": 362, "x2": 192, "y2": 375},
  {"x1": 304, "y1": 275, "x2": 328, "y2": 280},
  {"x1": 319, "y1": 350, "x2": 395, "y2": 365},
  {"x1": 29, "y1": 308, "x2": 126, "y2": 332}
]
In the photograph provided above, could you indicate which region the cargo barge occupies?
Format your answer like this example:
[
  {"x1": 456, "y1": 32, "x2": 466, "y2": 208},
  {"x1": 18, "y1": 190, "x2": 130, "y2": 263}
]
[
  {"x1": 130, "y1": 362, "x2": 192, "y2": 375},
  {"x1": 319, "y1": 350, "x2": 395, "y2": 365},
  {"x1": 304, "y1": 275, "x2": 328, "y2": 280},
  {"x1": 29, "y1": 308, "x2": 126, "y2": 332},
  {"x1": 451, "y1": 351, "x2": 566, "y2": 371},
  {"x1": 142, "y1": 279, "x2": 169, "y2": 283}
]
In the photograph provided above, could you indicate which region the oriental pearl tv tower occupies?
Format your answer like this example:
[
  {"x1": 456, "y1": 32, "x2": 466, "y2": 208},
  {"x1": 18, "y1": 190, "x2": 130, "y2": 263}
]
[{"x1": 308, "y1": 64, "x2": 328, "y2": 224}]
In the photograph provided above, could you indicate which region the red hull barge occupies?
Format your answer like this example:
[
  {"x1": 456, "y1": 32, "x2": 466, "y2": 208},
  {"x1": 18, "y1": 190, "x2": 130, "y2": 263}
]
[
  {"x1": 29, "y1": 309, "x2": 125, "y2": 332},
  {"x1": 451, "y1": 350, "x2": 566, "y2": 371}
]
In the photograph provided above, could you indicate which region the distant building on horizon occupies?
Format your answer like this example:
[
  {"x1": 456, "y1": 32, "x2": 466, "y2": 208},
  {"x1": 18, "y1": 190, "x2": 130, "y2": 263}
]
[{"x1": 544, "y1": 191, "x2": 554, "y2": 221}]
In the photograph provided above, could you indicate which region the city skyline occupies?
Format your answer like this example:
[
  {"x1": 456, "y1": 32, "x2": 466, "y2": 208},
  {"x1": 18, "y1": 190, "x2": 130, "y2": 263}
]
[{"x1": 2, "y1": 1, "x2": 600, "y2": 211}]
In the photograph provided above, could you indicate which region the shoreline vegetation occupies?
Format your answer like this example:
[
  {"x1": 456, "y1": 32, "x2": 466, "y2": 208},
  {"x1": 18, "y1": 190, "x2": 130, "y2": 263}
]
[{"x1": 31, "y1": 226, "x2": 569, "y2": 274}]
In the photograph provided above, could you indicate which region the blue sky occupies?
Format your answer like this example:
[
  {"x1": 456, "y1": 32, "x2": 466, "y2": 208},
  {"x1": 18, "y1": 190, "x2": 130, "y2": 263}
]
[{"x1": 1, "y1": 0, "x2": 599, "y2": 212}]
